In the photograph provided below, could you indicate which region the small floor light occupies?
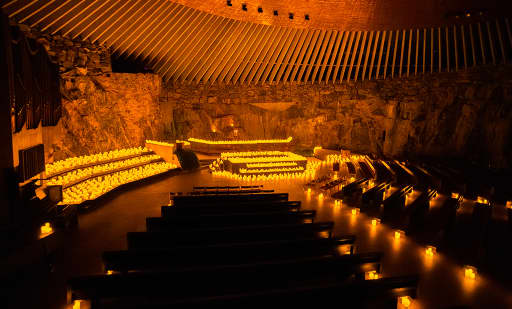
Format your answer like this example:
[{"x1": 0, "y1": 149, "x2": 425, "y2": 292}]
[
  {"x1": 106, "y1": 270, "x2": 113, "y2": 275},
  {"x1": 464, "y1": 266, "x2": 477, "y2": 280},
  {"x1": 307, "y1": 187, "x2": 311, "y2": 193},
  {"x1": 398, "y1": 296, "x2": 412, "y2": 308},
  {"x1": 425, "y1": 246, "x2": 436, "y2": 257},
  {"x1": 506, "y1": 201, "x2": 511, "y2": 209},
  {"x1": 394, "y1": 230, "x2": 405, "y2": 240},
  {"x1": 371, "y1": 218, "x2": 381, "y2": 226},
  {"x1": 365, "y1": 270, "x2": 379, "y2": 280},
  {"x1": 73, "y1": 300, "x2": 81, "y2": 309},
  {"x1": 451, "y1": 192, "x2": 460, "y2": 199},
  {"x1": 351, "y1": 208, "x2": 360, "y2": 216},
  {"x1": 40, "y1": 222, "x2": 53, "y2": 238}
]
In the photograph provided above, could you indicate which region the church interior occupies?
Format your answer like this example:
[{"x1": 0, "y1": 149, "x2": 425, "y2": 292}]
[{"x1": 2, "y1": 1, "x2": 512, "y2": 308}]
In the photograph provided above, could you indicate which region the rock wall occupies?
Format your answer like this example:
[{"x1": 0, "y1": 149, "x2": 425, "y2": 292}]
[
  {"x1": 17, "y1": 23, "x2": 111, "y2": 77},
  {"x1": 161, "y1": 66, "x2": 512, "y2": 168},
  {"x1": 45, "y1": 73, "x2": 164, "y2": 162}
]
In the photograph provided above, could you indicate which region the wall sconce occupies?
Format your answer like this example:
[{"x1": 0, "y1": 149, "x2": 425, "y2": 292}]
[
  {"x1": 257, "y1": 7, "x2": 263, "y2": 13},
  {"x1": 242, "y1": 3, "x2": 247, "y2": 11}
]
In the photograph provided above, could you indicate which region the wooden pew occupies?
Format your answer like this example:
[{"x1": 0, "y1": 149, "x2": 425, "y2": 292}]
[
  {"x1": 358, "y1": 161, "x2": 375, "y2": 179},
  {"x1": 405, "y1": 189, "x2": 437, "y2": 235},
  {"x1": 380, "y1": 185, "x2": 413, "y2": 224},
  {"x1": 81, "y1": 275, "x2": 419, "y2": 308},
  {"x1": 103, "y1": 237, "x2": 356, "y2": 272},
  {"x1": 127, "y1": 222, "x2": 335, "y2": 248},
  {"x1": 338, "y1": 178, "x2": 368, "y2": 196},
  {"x1": 162, "y1": 201, "x2": 301, "y2": 216},
  {"x1": 147, "y1": 210, "x2": 317, "y2": 230},
  {"x1": 172, "y1": 192, "x2": 289, "y2": 205},
  {"x1": 70, "y1": 252, "x2": 383, "y2": 305},
  {"x1": 361, "y1": 182, "x2": 389, "y2": 206},
  {"x1": 346, "y1": 161, "x2": 357, "y2": 174}
]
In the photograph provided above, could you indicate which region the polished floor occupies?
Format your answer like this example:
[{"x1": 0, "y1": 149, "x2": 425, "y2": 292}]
[{"x1": 14, "y1": 168, "x2": 512, "y2": 309}]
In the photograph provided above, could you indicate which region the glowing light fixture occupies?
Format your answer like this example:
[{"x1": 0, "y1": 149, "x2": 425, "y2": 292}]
[
  {"x1": 189, "y1": 137, "x2": 292, "y2": 145},
  {"x1": 73, "y1": 300, "x2": 81, "y2": 309},
  {"x1": 507, "y1": 201, "x2": 512, "y2": 209},
  {"x1": 371, "y1": 218, "x2": 381, "y2": 226},
  {"x1": 365, "y1": 270, "x2": 379, "y2": 280},
  {"x1": 425, "y1": 246, "x2": 436, "y2": 257},
  {"x1": 394, "y1": 230, "x2": 405, "y2": 240},
  {"x1": 398, "y1": 296, "x2": 412, "y2": 308},
  {"x1": 451, "y1": 192, "x2": 460, "y2": 199},
  {"x1": 318, "y1": 193, "x2": 324, "y2": 200},
  {"x1": 40, "y1": 222, "x2": 53, "y2": 238},
  {"x1": 464, "y1": 266, "x2": 477, "y2": 280},
  {"x1": 351, "y1": 208, "x2": 360, "y2": 216},
  {"x1": 476, "y1": 196, "x2": 489, "y2": 205}
]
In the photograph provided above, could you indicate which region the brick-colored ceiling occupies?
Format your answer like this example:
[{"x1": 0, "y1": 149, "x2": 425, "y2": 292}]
[
  {"x1": 172, "y1": 0, "x2": 512, "y2": 30},
  {"x1": 3, "y1": 0, "x2": 511, "y2": 84}
]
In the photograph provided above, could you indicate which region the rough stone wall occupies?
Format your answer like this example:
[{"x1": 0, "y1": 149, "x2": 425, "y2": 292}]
[
  {"x1": 161, "y1": 66, "x2": 512, "y2": 168},
  {"x1": 18, "y1": 24, "x2": 111, "y2": 77},
  {"x1": 45, "y1": 73, "x2": 164, "y2": 162}
]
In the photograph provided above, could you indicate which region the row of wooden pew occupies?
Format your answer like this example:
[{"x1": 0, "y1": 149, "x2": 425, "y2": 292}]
[{"x1": 68, "y1": 190, "x2": 419, "y2": 308}]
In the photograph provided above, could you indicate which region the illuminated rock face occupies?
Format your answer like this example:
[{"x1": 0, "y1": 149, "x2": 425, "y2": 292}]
[
  {"x1": 162, "y1": 67, "x2": 512, "y2": 167},
  {"x1": 46, "y1": 73, "x2": 163, "y2": 161}
]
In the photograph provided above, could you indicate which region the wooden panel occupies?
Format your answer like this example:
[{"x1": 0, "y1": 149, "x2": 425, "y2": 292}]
[
  {"x1": 375, "y1": 30, "x2": 386, "y2": 79},
  {"x1": 354, "y1": 31, "x2": 368, "y2": 81}
]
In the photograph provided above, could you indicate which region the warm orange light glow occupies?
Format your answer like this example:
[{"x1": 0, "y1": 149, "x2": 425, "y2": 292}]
[
  {"x1": 189, "y1": 137, "x2": 292, "y2": 145},
  {"x1": 72, "y1": 300, "x2": 81, "y2": 309},
  {"x1": 395, "y1": 230, "x2": 405, "y2": 240},
  {"x1": 60, "y1": 162, "x2": 177, "y2": 205},
  {"x1": 313, "y1": 146, "x2": 322, "y2": 155},
  {"x1": 451, "y1": 192, "x2": 460, "y2": 199},
  {"x1": 246, "y1": 162, "x2": 298, "y2": 168},
  {"x1": 399, "y1": 296, "x2": 412, "y2": 308},
  {"x1": 334, "y1": 200, "x2": 341, "y2": 207},
  {"x1": 464, "y1": 266, "x2": 477, "y2": 280},
  {"x1": 507, "y1": 201, "x2": 512, "y2": 209},
  {"x1": 47, "y1": 154, "x2": 163, "y2": 187},
  {"x1": 351, "y1": 208, "x2": 360, "y2": 216},
  {"x1": 40, "y1": 222, "x2": 53, "y2": 238},
  {"x1": 365, "y1": 270, "x2": 379, "y2": 280},
  {"x1": 476, "y1": 196, "x2": 489, "y2": 205},
  {"x1": 45, "y1": 146, "x2": 149, "y2": 176},
  {"x1": 106, "y1": 270, "x2": 113, "y2": 275},
  {"x1": 145, "y1": 140, "x2": 174, "y2": 147},
  {"x1": 307, "y1": 188, "x2": 312, "y2": 193},
  {"x1": 318, "y1": 193, "x2": 324, "y2": 200},
  {"x1": 371, "y1": 218, "x2": 381, "y2": 226},
  {"x1": 337, "y1": 244, "x2": 352, "y2": 255},
  {"x1": 425, "y1": 246, "x2": 436, "y2": 257},
  {"x1": 239, "y1": 167, "x2": 305, "y2": 174}
]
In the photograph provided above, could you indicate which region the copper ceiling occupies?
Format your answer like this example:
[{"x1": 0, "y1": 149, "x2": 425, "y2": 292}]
[{"x1": 2, "y1": 0, "x2": 512, "y2": 84}]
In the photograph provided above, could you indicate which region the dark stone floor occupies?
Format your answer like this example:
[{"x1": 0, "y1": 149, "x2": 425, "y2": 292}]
[{"x1": 9, "y1": 169, "x2": 512, "y2": 309}]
